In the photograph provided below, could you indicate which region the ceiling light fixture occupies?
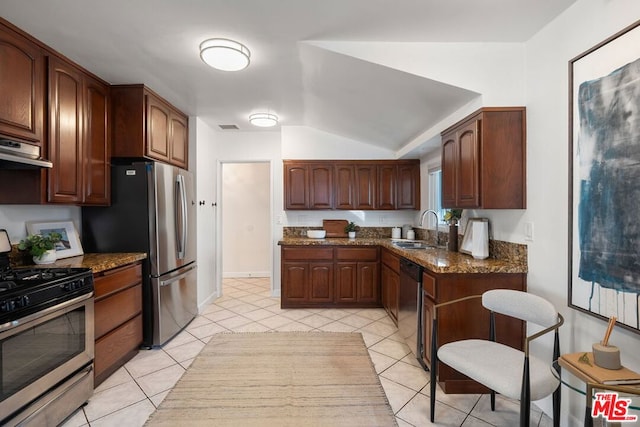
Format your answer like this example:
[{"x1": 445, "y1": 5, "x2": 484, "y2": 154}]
[
  {"x1": 199, "y1": 38, "x2": 250, "y2": 71},
  {"x1": 249, "y1": 112, "x2": 279, "y2": 127}
]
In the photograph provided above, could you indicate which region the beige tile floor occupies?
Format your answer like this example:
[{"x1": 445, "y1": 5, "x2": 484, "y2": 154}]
[{"x1": 62, "y1": 277, "x2": 553, "y2": 427}]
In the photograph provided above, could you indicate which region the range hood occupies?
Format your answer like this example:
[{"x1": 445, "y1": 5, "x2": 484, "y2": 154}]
[{"x1": 0, "y1": 139, "x2": 52, "y2": 169}]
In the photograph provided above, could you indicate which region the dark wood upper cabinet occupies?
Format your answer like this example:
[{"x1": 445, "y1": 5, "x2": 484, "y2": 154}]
[
  {"x1": 0, "y1": 20, "x2": 45, "y2": 146},
  {"x1": 284, "y1": 163, "x2": 308, "y2": 209},
  {"x1": 48, "y1": 57, "x2": 83, "y2": 204},
  {"x1": 441, "y1": 107, "x2": 526, "y2": 209},
  {"x1": 355, "y1": 164, "x2": 377, "y2": 210},
  {"x1": 47, "y1": 56, "x2": 111, "y2": 205},
  {"x1": 309, "y1": 164, "x2": 333, "y2": 209},
  {"x1": 283, "y1": 160, "x2": 420, "y2": 210},
  {"x1": 334, "y1": 164, "x2": 356, "y2": 210},
  {"x1": 376, "y1": 164, "x2": 397, "y2": 210},
  {"x1": 83, "y1": 75, "x2": 111, "y2": 205},
  {"x1": 397, "y1": 162, "x2": 420, "y2": 210},
  {"x1": 169, "y1": 114, "x2": 188, "y2": 169},
  {"x1": 112, "y1": 84, "x2": 189, "y2": 169}
]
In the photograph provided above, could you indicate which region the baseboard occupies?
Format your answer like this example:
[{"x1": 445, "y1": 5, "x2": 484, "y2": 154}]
[{"x1": 222, "y1": 271, "x2": 271, "y2": 278}]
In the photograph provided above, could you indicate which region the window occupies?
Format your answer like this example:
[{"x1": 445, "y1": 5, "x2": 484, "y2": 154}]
[{"x1": 427, "y1": 168, "x2": 446, "y2": 228}]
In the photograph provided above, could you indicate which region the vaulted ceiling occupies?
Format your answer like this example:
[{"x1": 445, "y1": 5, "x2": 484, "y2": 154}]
[{"x1": 1, "y1": 0, "x2": 577, "y2": 154}]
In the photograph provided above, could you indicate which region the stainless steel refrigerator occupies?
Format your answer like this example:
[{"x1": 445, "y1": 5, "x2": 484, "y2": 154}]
[{"x1": 83, "y1": 161, "x2": 197, "y2": 347}]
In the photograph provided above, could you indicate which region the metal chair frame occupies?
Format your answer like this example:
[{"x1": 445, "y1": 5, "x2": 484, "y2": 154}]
[{"x1": 428, "y1": 293, "x2": 564, "y2": 427}]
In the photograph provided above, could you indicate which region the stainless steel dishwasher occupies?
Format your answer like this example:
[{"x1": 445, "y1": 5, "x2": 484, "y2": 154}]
[{"x1": 398, "y1": 258, "x2": 423, "y2": 362}]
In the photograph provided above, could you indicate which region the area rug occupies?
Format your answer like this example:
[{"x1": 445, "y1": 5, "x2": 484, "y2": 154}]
[{"x1": 145, "y1": 332, "x2": 397, "y2": 427}]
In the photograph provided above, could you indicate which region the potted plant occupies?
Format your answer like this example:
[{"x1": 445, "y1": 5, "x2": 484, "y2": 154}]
[
  {"x1": 344, "y1": 222, "x2": 360, "y2": 239},
  {"x1": 443, "y1": 209, "x2": 463, "y2": 252},
  {"x1": 18, "y1": 232, "x2": 62, "y2": 264}
]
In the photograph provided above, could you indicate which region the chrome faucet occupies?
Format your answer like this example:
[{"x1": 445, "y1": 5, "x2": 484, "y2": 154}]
[{"x1": 419, "y1": 209, "x2": 440, "y2": 246}]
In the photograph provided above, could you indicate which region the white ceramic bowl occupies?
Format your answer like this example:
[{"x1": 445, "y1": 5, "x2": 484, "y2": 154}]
[{"x1": 307, "y1": 230, "x2": 326, "y2": 239}]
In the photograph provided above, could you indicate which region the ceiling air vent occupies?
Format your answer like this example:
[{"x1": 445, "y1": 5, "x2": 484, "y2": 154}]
[{"x1": 218, "y1": 124, "x2": 239, "y2": 130}]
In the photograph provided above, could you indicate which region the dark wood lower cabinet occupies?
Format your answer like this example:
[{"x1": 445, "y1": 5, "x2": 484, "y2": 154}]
[
  {"x1": 94, "y1": 262, "x2": 143, "y2": 386},
  {"x1": 422, "y1": 270, "x2": 526, "y2": 394},
  {"x1": 380, "y1": 248, "x2": 400, "y2": 324},
  {"x1": 281, "y1": 246, "x2": 380, "y2": 308}
]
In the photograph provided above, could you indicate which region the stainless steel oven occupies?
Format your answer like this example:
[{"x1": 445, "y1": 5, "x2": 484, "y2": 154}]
[{"x1": 0, "y1": 266, "x2": 94, "y2": 427}]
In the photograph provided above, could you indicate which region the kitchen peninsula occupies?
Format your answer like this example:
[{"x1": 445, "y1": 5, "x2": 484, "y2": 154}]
[{"x1": 279, "y1": 233, "x2": 527, "y2": 393}]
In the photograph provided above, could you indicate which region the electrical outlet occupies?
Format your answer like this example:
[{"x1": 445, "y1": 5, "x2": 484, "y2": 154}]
[
  {"x1": 379, "y1": 216, "x2": 387, "y2": 223},
  {"x1": 524, "y1": 222, "x2": 534, "y2": 241}
]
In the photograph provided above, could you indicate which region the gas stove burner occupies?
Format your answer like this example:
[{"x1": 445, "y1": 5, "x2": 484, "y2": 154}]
[
  {"x1": 0, "y1": 267, "x2": 94, "y2": 323},
  {"x1": 0, "y1": 281, "x2": 16, "y2": 291}
]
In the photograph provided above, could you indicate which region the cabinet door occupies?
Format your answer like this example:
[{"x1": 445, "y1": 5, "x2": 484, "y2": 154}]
[
  {"x1": 334, "y1": 164, "x2": 356, "y2": 210},
  {"x1": 357, "y1": 262, "x2": 379, "y2": 304},
  {"x1": 441, "y1": 132, "x2": 457, "y2": 208},
  {"x1": 170, "y1": 113, "x2": 188, "y2": 169},
  {"x1": 397, "y1": 163, "x2": 420, "y2": 209},
  {"x1": 146, "y1": 95, "x2": 170, "y2": 162},
  {"x1": 309, "y1": 164, "x2": 333, "y2": 209},
  {"x1": 376, "y1": 164, "x2": 396, "y2": 209},
  {"x1": 422, "y1": 292, "x2": 435, "y2": 369},
  {"x1": 355, "y1": 165, "x2": 376, "y2": 210},
  {"x1": 282, "y1": 262, "x2": 309, "y2": 302},
  {"x1": 83, "y1": 75, "x2": 110, "y2": 205},
  {"x1": 457, "y1": 119, "x2": 481, "y2": 207},
  {"x1": 0, "y1": 24, "x2": 45, "y2": 144},
  {"x1": 309, "y1": 263, "x2": 333, "y2": 302},
  {"x1": 421, "y1": 271, "x2": 437, "y2": 369},
  {"x1": 48, "y1": 57, "x2": 83, "y2": 204},
  {"x1": 284, "y1": 163, "x2": 308, "y2": 209},
  {"x1": 336, "y1": 262, "x2": 357, "y2": 302}
]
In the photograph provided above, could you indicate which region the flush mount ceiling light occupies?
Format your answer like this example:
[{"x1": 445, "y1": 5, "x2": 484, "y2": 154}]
[
  {"x1": 249, "y1": 112, "x2": 279, "y2": 127},
  {"x1": 199, "y1": 38, "x2": 250, "y2": 71}
]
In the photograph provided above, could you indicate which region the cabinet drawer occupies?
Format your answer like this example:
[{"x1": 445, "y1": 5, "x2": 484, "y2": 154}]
[
  {"x1": 95, "y1": 284, "x2": 142, "y2": 339},
  {"x1": 381, "y1": 249, "x2": 400, "y2": 273},
  {"x1": 422, "y1": 271, "x2": 436, "y2": 300},
  {"x1": 94, "y1": 263, "x2": 142, "y2": 299},
  {"x1": 335, "y1": 247, "x2": 378, "y2": 261},
  {"x1": 282, "y1": 247, "x2": 333, "y2": 261},
  {"x1": 95, "y1": 314, "x2": 143, "y2": 385}
]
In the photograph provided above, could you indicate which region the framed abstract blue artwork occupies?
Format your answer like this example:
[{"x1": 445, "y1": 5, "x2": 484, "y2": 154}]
[{"x1": 569, "y1": 20, "x2": 640, "y2": 334}]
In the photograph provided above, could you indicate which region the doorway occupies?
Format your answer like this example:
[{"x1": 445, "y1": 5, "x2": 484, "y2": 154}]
[{"x1": 219, "y1": 162, "x2": 271, "y2": 294}]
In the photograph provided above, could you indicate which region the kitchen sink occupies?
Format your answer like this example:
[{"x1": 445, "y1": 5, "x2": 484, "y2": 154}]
[{"x1": 391, "y1": 240, "x2": 436, "y2": 250}]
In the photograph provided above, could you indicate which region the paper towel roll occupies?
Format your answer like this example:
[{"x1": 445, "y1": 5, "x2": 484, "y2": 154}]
[{"x1": 472, "y1": 221, "x2": 489, "y2": 259}]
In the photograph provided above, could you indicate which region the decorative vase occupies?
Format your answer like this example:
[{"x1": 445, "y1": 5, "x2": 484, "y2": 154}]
[
  {"x1": 447, "y1": 224, "x2": 458, "y2": 252},
  {"x1": 348, "y1": 231, "x2": 356, "y2": 239},
  {"x1": 33, "y1": 249, "x2": 57, "y2": 265}
]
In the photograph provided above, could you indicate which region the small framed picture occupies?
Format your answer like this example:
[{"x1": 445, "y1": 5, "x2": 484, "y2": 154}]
[{"x1": 26, "y1": 220, "x2": 84, "y2": 259}]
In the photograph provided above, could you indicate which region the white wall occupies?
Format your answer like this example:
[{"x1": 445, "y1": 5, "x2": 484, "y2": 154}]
[
  {"x1": 195, "y1": 118, "x2": 218, "y2": 309},
  {"x1": 0, "y1": 205, "x2": 81, "y2": 245},
  {"x1": 521, "y1": 1, "x2": 640, "y2": 424},
  {"x1": 221, "y1": 162, "x2": 270, "y2": 277}
]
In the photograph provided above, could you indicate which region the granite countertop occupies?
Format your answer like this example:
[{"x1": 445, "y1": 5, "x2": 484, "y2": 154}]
[
  {"x1": 23, "y1": 253, "x2": 147, "y2": 274},
  {"x1": 278, "y1": 237, "x2": 527, "y2": 274}
]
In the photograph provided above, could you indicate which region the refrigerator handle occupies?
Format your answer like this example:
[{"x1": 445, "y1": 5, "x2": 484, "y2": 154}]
[
  {"x1": 160, "y1": 264, "x2": 197, "y2": 287},
  {"x1": 175, "y1": 174, "x2": 188, "y2": 259}
]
